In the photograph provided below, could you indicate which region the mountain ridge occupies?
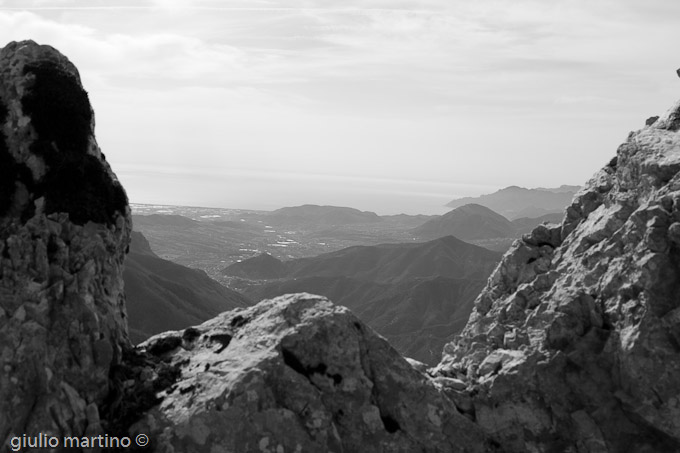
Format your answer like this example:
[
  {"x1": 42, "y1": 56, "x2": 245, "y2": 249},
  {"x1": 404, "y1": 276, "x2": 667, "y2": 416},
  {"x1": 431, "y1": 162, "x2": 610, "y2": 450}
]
[
  {"x1": 225, "y1": 234, "x2": 500, "y2": 283},
  {"x1": 413, "y1": 203, "x2": 517, "y2": 241},
  {"x1": 225, "y1": 235, "x2": 501, "y2": 364},
  {"x1": 446, "y1": 185, "x2": 579, "y2": 220},
  {"x1": 266, "y1": 204, "x2": 383, "y2": 226}
]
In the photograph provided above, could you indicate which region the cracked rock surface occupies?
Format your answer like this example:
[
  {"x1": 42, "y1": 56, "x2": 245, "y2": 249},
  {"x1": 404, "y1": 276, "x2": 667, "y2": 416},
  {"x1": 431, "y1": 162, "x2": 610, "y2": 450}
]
[
  {"x1": 0, "y1": 40, "x2": 130, "y2": 445},
  {"x1": 131, "y1": 293, "x2": 496, "y2": 452},
  {"x1": 436, "y1": 99, "x2": 680, "y2": 452}
]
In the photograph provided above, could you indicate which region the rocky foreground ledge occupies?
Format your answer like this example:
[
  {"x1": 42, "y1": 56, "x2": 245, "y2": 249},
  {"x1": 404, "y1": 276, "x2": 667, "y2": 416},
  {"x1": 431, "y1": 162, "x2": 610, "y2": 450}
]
[
  {"x1": 2, "y1": 40, "x2": 680, "y2": 452},
  {"x1": 128, "y1": 293, "x2": 493, "y2": 452}
]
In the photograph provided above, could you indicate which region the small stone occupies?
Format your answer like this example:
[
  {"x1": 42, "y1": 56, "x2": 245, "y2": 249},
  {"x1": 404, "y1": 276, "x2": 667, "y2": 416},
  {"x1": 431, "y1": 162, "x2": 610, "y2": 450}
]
[
  {"x1": 12, "y1": 306, "x2": 26, "y2": 322},
  {"x1": 433, "y1": 376, "x2": 466, "y2": 391},
  {"x1": 476, "y1": 349, "x2": 525, "y2": 376},
  {"x1": 668, "y1": 222, "x2": 680, "y2": 245},
  {"x1": 405, "y1": 357, "x2": 429, "y2": 373}
]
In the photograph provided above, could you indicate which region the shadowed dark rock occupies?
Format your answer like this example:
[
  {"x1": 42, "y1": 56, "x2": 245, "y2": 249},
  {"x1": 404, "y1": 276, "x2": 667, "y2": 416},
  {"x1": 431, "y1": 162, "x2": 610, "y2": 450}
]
[{"x1": 0, "y1": 40, "x2": 131, "y2": 444}]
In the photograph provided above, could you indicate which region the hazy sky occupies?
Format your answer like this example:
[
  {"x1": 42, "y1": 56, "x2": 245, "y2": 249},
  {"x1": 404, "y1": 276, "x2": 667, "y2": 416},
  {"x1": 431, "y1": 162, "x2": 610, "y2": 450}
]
[{"x1": 1, "y1": 0, "x2": 678, "y2": 214}]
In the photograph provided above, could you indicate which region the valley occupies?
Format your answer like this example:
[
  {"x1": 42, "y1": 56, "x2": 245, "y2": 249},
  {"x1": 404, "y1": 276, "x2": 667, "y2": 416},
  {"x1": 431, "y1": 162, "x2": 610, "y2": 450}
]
[
  {"x1": 130, "y1": 203, "x2": 431, "y2": 286},
  {"x1": 130, "y1": 195, "x2": 570, "y2": 364},
  {"x1": 124, "y1": 231, "x2": 251, "y2": 344},
  {"x1": 225, "y1": 236, "x2": 501, "y2": 364}
]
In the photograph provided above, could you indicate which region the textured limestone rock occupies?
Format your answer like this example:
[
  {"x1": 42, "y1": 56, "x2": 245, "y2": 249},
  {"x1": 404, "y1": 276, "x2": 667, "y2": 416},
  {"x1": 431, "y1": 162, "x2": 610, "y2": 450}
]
[
  {"x1": 129, "y1": 293, "x2": 497, "y2": 453},
  {"x1": 436, "y1": 99, "x2": 680, "y2": 452},
  {"x1": 0, "y1": 41, "x2": 130, "y2": 445}
]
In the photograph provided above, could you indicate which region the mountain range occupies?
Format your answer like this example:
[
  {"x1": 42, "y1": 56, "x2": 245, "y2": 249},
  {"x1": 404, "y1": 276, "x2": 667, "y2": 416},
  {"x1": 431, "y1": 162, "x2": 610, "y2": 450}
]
[
  {"x1": 413, "y1": 203, "x2": 517, "y2": 241},
  {"x1": 412, "y1": 203, "x2": 564, "y2": 252},
  {"x1": 224, "y1": 235, "x2": 501, "y2": 364},
  {"x1": 446, "y1": 185, "x2": 579, "y2": 219}
]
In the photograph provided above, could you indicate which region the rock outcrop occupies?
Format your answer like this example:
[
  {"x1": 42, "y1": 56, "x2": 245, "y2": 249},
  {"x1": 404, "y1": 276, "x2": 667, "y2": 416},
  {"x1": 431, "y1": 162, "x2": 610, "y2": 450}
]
[
  {"x1": 0, "y1": 41, "x2": 130, "y2": 445},
  {"x1": 436, "y1": 99, "x2": 680, "y2": 451},
  {"x1": 129, "y1": 293, "x2": 496, "y2": 452}
]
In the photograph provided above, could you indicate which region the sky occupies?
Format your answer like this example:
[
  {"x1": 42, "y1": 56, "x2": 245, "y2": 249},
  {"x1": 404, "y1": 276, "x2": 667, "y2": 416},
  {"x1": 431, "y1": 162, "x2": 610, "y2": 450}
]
[{"x1": 0, "y1": 0, "x2": 679, "y2": 215}]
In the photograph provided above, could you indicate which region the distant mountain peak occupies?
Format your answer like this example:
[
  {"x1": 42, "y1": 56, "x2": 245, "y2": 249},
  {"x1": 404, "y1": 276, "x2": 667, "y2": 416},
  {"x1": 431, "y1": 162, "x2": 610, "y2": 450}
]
[
  {"x1": 446, "y1": 185, "x2": 579, "y2": 220},
  {"x1": 414, "y1": 203, "x2": 515, "y2": 241},
  {"x1": 267, "y1": 204, "x2": 382, "y2": 226}
]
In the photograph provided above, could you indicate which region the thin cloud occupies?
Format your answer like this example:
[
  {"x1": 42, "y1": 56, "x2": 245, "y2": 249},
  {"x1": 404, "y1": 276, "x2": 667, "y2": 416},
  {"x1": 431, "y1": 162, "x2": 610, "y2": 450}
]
[{"x1": 1, "y1": 0, "x2": 678, "y2": 212}]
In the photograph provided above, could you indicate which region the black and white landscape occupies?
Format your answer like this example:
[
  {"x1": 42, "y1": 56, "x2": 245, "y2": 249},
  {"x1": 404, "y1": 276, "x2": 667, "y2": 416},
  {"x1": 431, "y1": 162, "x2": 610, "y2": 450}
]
[{"x1": 2, "y1": 1, "x2": 680, "y2": 452}]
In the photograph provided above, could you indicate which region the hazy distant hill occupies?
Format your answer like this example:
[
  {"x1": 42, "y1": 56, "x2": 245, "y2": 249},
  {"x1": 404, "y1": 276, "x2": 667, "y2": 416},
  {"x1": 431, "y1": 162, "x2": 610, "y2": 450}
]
[
  {"x1": 286, "y1": 235, "x2": 499, "y2": 282},
  {"x1": 536, "y1": 185, "x2": 581, "y2": 193},
  {"x1": 266, "y1": 204, "x2": 382, "y2": 226},
  {"x1": 124, "y1": 231, "x2": 251, "y2": 343},
  {"x1": 226, "y1": 236, "x2": 501, "y2": 364},
  {"x1": 380, "y1": 213, "x2": 436, "y2": 227},
  {"x1": 446, "y1": 185, "x2": 579, "y2": 220},
  {"x1": 413, "y1": 204, "x2": 516, "y2": 241},
  {"x1": 227, "y1": 235, "x2": 499, "y2": 283}
]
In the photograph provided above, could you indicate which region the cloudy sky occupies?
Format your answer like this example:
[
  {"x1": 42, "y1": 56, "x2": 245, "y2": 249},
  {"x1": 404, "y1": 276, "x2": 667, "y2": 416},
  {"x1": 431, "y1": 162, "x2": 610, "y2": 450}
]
[{"x1": 0, "y1": 0, "x2": 678, "y2": 214}]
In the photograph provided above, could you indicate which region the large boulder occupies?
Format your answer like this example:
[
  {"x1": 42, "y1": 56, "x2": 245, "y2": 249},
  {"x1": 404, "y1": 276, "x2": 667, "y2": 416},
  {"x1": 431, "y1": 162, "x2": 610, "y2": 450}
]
[
  {"x1": 129, "y1": 293, "x2": 497, "y2": 452},
  {"x1": 0, "y1": 41, "x2": 131, "y2": 444},
  {"x1": 436, "y1": 99, "x2": 680, "y2": 451}
]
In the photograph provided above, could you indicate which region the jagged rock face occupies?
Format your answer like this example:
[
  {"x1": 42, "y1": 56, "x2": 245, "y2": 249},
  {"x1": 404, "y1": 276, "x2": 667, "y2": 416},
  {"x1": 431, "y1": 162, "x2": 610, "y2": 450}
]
[
  {"x1": 130, "y1": 294, "x2": 497, "y2": 453},
  {"x1": 0, "y1": 41, "x2": 130, "y2": 443},
  {"x1": 436, "y1": 100, "x2": 680, "y2": 452}
]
